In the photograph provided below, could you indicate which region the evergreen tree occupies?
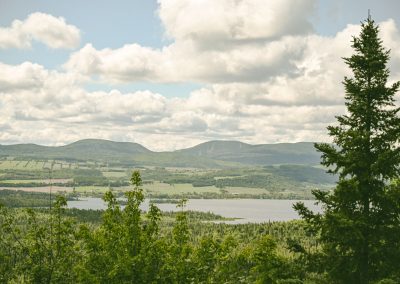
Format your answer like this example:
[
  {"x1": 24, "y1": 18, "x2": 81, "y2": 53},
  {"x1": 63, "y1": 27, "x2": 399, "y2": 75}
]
[{"x1": 295, "y1": 17, "x2": 400, "y2": 283}]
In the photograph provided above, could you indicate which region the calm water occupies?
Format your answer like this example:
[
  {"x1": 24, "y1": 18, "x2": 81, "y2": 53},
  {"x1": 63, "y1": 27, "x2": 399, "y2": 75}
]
[{"x1": 68, "y1": 198, "x2": 321, "y2": 224}]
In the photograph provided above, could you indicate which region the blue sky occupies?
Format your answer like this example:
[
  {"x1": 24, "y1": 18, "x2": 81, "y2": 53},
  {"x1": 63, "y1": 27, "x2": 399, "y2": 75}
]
[
  {"x1": 0, "y1": 0, "x2": 191, "y2": 96},
  {"x1": 0, "y1": 0, "x2": 399, "y2": 150}
]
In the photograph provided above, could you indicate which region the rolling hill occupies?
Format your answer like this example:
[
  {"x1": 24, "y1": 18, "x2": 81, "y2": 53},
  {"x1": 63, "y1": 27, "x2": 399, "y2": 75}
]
[
  {"x1": 178, "y1": 140, "x2": 321, "y2": 165},
  {"x1": 0, "y1": 139, "x2": 323, "y2": 167},
  {"x1": 0, "y1": 139, "x2": 151, "y2": 163}
]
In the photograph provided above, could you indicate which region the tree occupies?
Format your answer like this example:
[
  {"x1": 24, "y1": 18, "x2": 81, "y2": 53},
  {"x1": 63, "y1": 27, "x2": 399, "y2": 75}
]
[
  {"x1": 295, "y1": 17, "x2": 400, "y2": 283},
  {"x1": 0, "y1": 196, "x2": 80, "y2": 283}
]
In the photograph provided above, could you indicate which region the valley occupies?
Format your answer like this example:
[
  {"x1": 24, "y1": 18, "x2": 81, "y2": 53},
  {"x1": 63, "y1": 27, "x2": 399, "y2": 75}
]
[{"x1": 0, "y1": 139, "x2": 335, "y2": 200}]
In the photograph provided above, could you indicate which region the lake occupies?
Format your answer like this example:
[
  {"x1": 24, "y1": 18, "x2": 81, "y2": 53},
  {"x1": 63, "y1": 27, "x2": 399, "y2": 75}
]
[{"x1": 68, "y1": 198, "x2": 321, "y2": 224}]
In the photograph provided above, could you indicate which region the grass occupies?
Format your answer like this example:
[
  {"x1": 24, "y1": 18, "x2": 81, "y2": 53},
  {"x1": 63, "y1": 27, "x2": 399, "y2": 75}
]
[
  {"x1": 0, "y1": 179, "x2": 48, "y2": 184},
  {"x1": 0, "y1": 159, "x2": 81, "y2": 171},
  {"x1": 74, "y1": 186, "x2": 110, "y2": 193},
  {"x1": 143, "y1": 182, "x2": 267, "y2": 196},
  {"x1": 144, "y1": 182, "x2": 219, "y2": 195},
  {"x1": 43, "y1": 161, "x2": 53, "y2": 169},
  {"x1": 220, "y1": 187, "x2": 268, "y2": 195},
  {"x1": 0, "y1": 179, "x2": 72, "y2": 184},
  {"x1": 0, "y1": 161, "x2": 20, "y2": 170},
  {"x1": 73, "y1": 186, "x2": 131, "y2": 194},
  {"x1": 27, "y1": 161, "x2": 46, "y2": 170},
  {"x1": 102, "y1": 171, "x2": 127, "y2": 178}
]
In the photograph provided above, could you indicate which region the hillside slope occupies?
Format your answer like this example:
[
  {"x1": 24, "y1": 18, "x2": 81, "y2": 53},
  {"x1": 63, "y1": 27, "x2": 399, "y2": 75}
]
[
  {"x1": 179, "y1": 141, "x2": 321, "y2": 165},
  {"x1": 0, "y1": 139, "x2": 322, "y2": 167},
  {"x1": 0, "y1": 139, "x2": 151, "y2": 163}
]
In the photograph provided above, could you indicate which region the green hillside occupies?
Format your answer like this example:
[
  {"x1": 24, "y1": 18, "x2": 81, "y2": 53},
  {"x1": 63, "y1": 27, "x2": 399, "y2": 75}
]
[
  {"x1": 0, "y1": 139, "x2": 322, "y2": 167},
  {"x1": 179, "y1": 141, "x2": 321, "y2": 165},
  {"x1": 0, "y1": 139, "x2": 150, "y2": 163}
]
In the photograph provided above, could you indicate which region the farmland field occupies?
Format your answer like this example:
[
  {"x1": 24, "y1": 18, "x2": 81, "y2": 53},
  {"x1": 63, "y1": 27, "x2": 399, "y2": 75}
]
[{"x1": 0, "y1": 157, "x2": 334, "y2": 199}]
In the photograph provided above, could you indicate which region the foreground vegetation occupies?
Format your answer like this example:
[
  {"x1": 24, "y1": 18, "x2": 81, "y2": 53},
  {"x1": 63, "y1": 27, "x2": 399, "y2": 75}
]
[
  {"x1": 0, "y1": 172, "x2": 313, "y2": 283},
  {"x1": 296, "y1": 18, "x2": 400, "y2": 283},
  {"x1": 1, "y1": 170, "x2": 398, "y2": 283}
]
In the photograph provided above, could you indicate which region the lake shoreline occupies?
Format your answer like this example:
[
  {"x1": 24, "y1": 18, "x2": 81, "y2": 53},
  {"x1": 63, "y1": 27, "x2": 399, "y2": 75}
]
[{"x1": 68, "y1": 197, "x2": 321, "y2": 224}]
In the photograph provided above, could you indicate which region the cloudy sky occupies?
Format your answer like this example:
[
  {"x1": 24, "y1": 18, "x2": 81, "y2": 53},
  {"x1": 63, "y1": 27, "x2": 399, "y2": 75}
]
[{"x1": 0, "y1": 0, "x2": 400, "y2": 151}]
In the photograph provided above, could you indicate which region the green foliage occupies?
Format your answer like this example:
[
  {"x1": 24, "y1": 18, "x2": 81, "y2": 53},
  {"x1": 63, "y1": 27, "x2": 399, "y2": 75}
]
[
  {"x1": 296, "y1": 18, "x2": 400, "y2": 283},
  {"x1": 0, "y1": 171, "x2": 312, "y2": 283},
  {"x1": 4, "y1": 169, "x2": 398, "y2": 282},
  {"x1": 0, "y1": 190, "x2": 52, "y2": 207},
  {"x1": 0, "y1": 196, "x2": 81, "y2": 283}
]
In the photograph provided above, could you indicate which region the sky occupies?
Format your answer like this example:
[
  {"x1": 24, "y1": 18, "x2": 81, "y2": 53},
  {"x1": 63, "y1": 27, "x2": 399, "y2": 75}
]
[{"x1": 0, "y1": 0, "x2": 400, "y2": 151}]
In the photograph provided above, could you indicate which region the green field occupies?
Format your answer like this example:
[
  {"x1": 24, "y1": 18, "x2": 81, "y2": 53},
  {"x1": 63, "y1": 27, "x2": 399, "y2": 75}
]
[
  {"x1": 0, "y1": 179, "x2": 48, "y2": 184},
  {"x1": 74, "y1": 186, "x2": 116, "y2": 194},
  {"x1": 0, "y1": 158, "x2": 334, "y2": 199},
  {"x1": 144, "y1": 182, "x2": 268, "y2": 196},
  {"x1": 0, "y1": 161, "x2": 21, "y2": 170},
  {"x1": 102, "y1": 171, "x2": 127, "y2": 179}
]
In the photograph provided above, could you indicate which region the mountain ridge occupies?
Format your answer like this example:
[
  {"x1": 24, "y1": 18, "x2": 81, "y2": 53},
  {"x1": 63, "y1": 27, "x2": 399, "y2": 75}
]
[{"x1": 0, "y1": 139, "x2": 322, "y2": 167}]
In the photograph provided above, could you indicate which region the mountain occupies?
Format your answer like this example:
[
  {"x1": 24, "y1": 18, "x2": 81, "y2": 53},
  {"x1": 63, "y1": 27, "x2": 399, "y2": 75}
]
[
  {"x1": 179, "y1": 141, "x2": 321, "y2": 165},
  {"x1": 0, "y1": 139, "x2": 151, "y2": 163},
  {"x1": 58, "y1": 139, "x2": 151, "y2": 160},
  {"x1": 178, "y1": 140, "x2": 252, "y2": 156},
  {"x1": 0, "y1": 139, "x2": 322, "y2": 167}
]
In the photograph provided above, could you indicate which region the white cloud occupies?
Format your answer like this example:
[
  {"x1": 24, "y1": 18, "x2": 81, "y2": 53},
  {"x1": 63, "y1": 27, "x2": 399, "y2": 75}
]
[
  {"x1": 64, "y1": 43, "x2": 165, "y2": 83},
  {"x1": 64, "y1": 0, "x2": 317, "y2": 83},
  {"x1": 64, "y1": 2, "x2": 400, "y2": 92},
  {"x1": 158, "y1": 0, "x2": 315, "y2": 46},
  {"x1": 0, "y1": 62, "x2": 47, "y2": 91},
  {"x1": 1, "y1": 2, "x2": 400, "y2": 151},
  {"x1": 0, "y1": 60, "x2": 343, "y2": 151},
  {"x1": 0, "y1": 12, "x2": 80, "y2": 49}
]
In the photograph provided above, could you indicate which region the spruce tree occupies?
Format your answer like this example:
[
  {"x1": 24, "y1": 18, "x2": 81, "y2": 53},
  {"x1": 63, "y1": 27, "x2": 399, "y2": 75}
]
[{"x1": 295, "y1": 17, "x2": 400, "y2": 283}]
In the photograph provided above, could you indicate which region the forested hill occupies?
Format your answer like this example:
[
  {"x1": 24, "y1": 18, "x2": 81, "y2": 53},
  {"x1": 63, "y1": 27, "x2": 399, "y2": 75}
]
[
  {"x1": 0, "y1": 139, "x2": 151, "y2": 162},
  {"x1": 0, "y1": 139, "x2": 322, "y2": 167},
  {"x1": 178, "y1": 141, "x2": 321, "y2": 165}
]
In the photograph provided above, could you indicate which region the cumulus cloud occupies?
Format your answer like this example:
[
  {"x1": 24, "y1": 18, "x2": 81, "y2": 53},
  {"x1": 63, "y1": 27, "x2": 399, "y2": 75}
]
[
  {"x1": 1, "y1": 2, "x2": 400, "y2": 151},
  {"x1": 63, "y1": 0, "x2": 400, "y2": 91},
  {"x1": 158, "y1": 0, "x2": 315, "y2": 47},
  {"x1": 64, "y1": 43, "x2": 165, "y2": 83},
  {"x1": 0, "y1": 60, "x2": 343, "y2": 151},
  {"x1": 0, "y1": 62, "x2": 48, "y2": 91},
  {"x1": 64, "y1": 0, "x2": 317, "y2": 83},
  {"x1": 64, "y1": 35, "x2": 308, "y2": 84},
  {"x1": 0, "y1": 12, "x2": 80, "y2": 49}
]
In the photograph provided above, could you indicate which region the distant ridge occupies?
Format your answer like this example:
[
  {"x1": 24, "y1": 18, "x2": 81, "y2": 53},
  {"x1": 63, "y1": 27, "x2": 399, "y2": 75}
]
[
  {"x1": 0, "y1": 139, "x2": 322, "y2": 167},
  {"x1": 179, "y1": 140, "x2": 320, "y2": 165},
  {"x1": 0, "y1": 139, "x2": 151, "y2": 163},
  {"x1": 178, "y1": 140, "x2": 252, "y2": 156}
]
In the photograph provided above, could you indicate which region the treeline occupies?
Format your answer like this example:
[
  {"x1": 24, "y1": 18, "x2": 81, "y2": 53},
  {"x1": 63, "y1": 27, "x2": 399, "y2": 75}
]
[
  {"x1": 147, "y1": 191, "x2": 314, "y2": 200},
  {"x1": 0, "y1": 190, "x2": 53, "y2": 208},
  {"x1": 0, "y1": 190, "x2": 78, "y2": 208}
]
